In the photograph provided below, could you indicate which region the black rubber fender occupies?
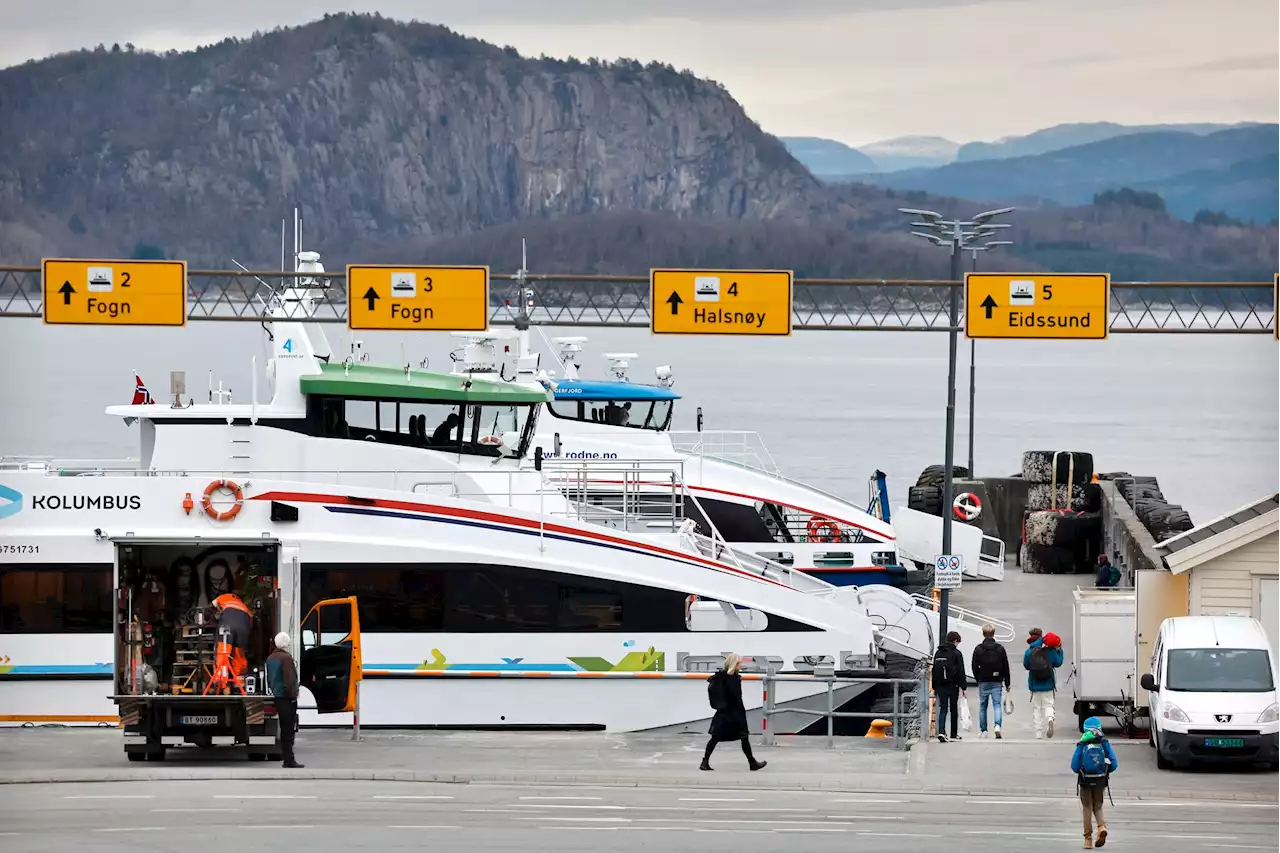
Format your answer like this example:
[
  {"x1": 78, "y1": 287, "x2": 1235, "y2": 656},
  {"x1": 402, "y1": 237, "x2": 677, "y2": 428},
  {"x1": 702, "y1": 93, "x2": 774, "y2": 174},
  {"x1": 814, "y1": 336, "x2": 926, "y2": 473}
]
[
  {"x1": 907, "y1": 485, "x2": 944, "y2": 516},
  {"x1": 915, "y1": 464, "x2": 971, "y2": 488}
]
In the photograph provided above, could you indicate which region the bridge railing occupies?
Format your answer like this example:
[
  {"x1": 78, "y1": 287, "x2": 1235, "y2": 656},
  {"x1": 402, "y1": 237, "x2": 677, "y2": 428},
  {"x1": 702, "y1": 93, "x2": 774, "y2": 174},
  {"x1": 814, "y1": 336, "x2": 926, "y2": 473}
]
[{"x1": 0, "y1": 266, "x2": 1274, "y2": 332}]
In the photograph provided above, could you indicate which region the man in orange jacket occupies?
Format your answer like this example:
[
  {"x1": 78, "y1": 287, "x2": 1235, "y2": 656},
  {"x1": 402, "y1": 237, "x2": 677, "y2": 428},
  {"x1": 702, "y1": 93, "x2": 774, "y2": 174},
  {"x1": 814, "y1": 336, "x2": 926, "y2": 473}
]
[{"x1": 207, "y1": 593, "x2": 252, "y2": 694}]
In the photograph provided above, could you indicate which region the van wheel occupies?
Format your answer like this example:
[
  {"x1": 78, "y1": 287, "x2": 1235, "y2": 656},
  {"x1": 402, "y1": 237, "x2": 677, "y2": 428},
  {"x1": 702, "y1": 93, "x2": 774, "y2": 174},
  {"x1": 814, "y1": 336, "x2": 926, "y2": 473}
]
[{"x1": 1154, "y1": 734, "x2": 1172, "y2": 769}]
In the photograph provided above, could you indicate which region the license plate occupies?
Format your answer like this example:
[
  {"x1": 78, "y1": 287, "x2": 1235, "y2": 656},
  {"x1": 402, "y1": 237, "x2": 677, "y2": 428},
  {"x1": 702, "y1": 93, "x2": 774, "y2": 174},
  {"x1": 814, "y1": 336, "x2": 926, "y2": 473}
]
[
  {"x1": 180, "y1": 715, "x2": 219, "y2": 726},
  {"x1": 1203, "y1": 737, "x2": 1245, "y2": 748}
]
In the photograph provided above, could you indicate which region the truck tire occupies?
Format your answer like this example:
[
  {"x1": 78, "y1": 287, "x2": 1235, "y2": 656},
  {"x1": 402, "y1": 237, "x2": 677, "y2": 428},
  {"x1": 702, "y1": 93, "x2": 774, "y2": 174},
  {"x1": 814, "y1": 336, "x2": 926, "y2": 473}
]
[
  {"x1": 127, "y1": 751, "x2": 146, "y2": 762},
  {"x1": 1026, "y1": 483, "x2": 1089, "y2": 512},
  {"x1": 1021, "y1": 451, "x2": 1094, "y2": 485},
  {"x1": 1021, "y1": 543, "x2": 1074, "y2": 575},
  {"x1": 915, "y1": 465, "x2": 970, "y2": 488},
  {"x1": 907, "y1": 485, "x2": 943, "y2": 515},
  {"x1": 1024, "y1": 511, "x2": 1102, "y2": 547}
]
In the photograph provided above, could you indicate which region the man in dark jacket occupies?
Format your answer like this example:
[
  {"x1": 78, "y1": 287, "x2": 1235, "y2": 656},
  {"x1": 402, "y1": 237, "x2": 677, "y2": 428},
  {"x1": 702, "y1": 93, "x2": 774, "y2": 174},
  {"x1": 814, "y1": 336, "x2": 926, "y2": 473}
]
[
  {"x1": 971, "y1": 623, "x2": 1011, "y2": 739},
  {"x1": 932, "y1": 631, "x2": 966, "y2": 742},
  {"x1": 266, "y1": 631, "x2": 304, "y2": 768}
]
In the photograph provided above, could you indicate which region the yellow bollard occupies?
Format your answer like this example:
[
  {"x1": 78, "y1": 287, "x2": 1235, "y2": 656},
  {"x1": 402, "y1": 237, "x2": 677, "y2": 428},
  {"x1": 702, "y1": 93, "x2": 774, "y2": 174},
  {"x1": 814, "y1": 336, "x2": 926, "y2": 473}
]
[{"x1": 864, "y1": 718, "x2": 893, "y2": 738}]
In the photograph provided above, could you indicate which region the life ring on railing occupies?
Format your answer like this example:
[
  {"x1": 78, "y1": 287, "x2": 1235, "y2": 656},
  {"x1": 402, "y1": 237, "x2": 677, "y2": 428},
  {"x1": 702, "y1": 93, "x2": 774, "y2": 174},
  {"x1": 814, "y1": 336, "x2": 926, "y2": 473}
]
[
  {"x1": 201, "y1": 479, "x2": 244, "y2": 522},
  {"x1": 806, "y1": 517, "x2": 840, "y2": 543},
  {"x1": 478, "y1": 435, "x2": 503, "y2": 446}
]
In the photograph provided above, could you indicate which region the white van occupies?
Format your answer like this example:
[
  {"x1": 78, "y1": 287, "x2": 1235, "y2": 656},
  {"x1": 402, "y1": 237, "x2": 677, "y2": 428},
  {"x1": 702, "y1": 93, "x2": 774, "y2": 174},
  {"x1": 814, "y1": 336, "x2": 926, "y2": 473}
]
[{"x1": 1141, "y1": 616, "x2": 1278, "y2": 770}]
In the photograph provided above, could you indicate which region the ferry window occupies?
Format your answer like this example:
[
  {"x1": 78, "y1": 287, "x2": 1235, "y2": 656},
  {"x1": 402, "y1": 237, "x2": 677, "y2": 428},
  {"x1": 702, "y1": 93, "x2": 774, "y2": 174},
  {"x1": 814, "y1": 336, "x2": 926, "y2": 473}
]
[
  {"x1": 400, "y1": 402, "x2": 463, "y2": 449},
  {"x1": 303, "y1": 566, "x2": 444, "y2": 632},
  {"x1": 346, "y1": 400, "x2": 378, "y2": 436},
  {"x1": 301, "y1": 562, "x2": 821, "y2": 633},
  {"x1": 0, "y1": 564, "x2": 112, "y2": 633},
  {"x1": 546, "y1": 401, "x2": 580, "y2": 421},
  {"x1": 642, "y1": 400, "x2": 674, "y2": 430}
]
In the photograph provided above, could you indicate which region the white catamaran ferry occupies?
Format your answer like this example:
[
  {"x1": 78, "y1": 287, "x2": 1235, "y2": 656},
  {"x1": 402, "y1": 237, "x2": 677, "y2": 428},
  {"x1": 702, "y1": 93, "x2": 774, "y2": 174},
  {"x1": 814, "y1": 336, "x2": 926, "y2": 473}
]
[{"x1": 0, "y1": 252, "x2": 1009, "y2": 733}]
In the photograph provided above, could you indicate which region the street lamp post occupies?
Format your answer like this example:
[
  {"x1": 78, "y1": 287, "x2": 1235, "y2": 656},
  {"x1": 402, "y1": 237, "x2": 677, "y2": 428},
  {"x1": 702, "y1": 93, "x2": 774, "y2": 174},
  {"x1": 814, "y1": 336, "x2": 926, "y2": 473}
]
[
  {"x1": 897, "y1": 208, "x2": 1014, "y2": 644},
  {"x1": 965, "y1": 241, "x2": 1012, "y2": 474}
]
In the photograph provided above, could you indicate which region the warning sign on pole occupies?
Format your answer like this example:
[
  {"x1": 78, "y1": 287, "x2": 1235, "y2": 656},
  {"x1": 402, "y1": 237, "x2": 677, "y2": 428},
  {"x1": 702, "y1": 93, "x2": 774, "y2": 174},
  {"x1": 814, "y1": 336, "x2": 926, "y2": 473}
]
[{"x1": 934, "y1": 554, "x2": 963, "y2": 590}]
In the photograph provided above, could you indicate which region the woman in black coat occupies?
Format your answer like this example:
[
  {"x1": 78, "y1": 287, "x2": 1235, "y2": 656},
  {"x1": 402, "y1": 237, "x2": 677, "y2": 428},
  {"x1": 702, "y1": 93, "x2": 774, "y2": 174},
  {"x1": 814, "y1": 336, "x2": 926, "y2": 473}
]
[{"x1": 701, "y1": 653, "x2": 767, "y2": 771}]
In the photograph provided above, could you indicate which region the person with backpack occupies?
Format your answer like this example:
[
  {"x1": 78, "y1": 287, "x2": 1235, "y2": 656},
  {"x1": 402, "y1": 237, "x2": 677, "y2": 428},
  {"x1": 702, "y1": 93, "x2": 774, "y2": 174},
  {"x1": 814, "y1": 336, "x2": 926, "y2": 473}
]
[
  {"x1": 1095, "y1": 554, "x2": 1121, "y2": 588},
  {"x1": 971, "y1": 622, "x2": 1011, "y2": 739},
  {"x1": 1071, "y1": 716, "x2": 1119, "y2": 848},
  {"x1": 700, "y1": 653, "x2": 767, "y2": 772},
  {"x1": 932, "y1": 631, "x2": 966, "y2": 742},
  {"x1": 1024, "y1": 627, "x2": 1064, "y2": 738}
]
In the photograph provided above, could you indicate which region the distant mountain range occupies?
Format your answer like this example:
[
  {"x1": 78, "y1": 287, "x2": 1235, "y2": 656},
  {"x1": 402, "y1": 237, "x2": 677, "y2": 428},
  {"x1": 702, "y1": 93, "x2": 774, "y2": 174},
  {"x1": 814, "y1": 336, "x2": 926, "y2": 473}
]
[
  {"x1": 782, "y1": 121, "x2": 1262, "y2": 174},
  {"x1": 851, "y1": 125, "x2": 1279, "y2": 223}
]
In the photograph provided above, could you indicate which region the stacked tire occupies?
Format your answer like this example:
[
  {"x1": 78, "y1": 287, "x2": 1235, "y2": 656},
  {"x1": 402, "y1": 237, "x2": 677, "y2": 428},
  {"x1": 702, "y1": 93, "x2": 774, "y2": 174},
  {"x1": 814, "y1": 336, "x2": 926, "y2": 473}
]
[
  {"x1": 1115, "y1": 475, "x2": 1194, "y2": 542},
  {"x1": 906, "y1": 465, "x2": 970, "y2": 517},
  {"x1": 1019, "y1": 451, "x2": 1104, "y2": 575}
]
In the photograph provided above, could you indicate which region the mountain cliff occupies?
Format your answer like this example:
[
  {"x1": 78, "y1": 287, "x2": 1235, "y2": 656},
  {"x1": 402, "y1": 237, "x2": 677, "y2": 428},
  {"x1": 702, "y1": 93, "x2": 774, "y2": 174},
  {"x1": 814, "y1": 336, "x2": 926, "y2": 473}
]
[{"x1": 0, "y1": 14, "x2": 820, "y2": 265}]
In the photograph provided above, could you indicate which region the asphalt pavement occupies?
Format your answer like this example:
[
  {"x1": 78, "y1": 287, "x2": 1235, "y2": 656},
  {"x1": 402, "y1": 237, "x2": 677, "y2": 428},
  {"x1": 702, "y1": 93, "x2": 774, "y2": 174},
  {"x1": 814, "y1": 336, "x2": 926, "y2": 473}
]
[{"x1": 1, "y1": 778, "x2": 1274, "y2": 853}]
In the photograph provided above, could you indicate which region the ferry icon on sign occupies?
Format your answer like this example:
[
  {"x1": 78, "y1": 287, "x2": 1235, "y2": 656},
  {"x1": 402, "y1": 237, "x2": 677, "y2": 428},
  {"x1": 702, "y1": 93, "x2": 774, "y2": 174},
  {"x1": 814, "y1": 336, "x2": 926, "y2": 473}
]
[
  {"x1": 87, "y1": 266, "x2": 113, "y2": 293},
  {"x1": 390, "y1": 272, "x2": 416, "y2": 299},
  {"x1": 694, "y1": 276, "x2": 720, "y2": 302},
  {"x1": 1009, "y1": 280, "x2": 1036, "y2": 306}
]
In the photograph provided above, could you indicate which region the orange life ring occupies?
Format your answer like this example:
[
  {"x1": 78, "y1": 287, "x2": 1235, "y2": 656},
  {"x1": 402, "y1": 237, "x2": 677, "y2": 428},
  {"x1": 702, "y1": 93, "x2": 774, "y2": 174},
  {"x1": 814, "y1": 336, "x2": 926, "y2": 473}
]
[
  {"x1": 202, "y1": 479, "x2": 244, "y2": 522},
  {"x1": 806, "y1": 517, "x2": 840, "y2": 543}
]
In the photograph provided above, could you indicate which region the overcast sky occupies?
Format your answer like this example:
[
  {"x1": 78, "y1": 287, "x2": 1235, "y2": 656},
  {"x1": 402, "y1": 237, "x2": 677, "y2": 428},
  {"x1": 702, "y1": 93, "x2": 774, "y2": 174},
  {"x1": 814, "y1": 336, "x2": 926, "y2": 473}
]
[{"x1": 1, "y1": 0, "x2": 1275, "y2": 145}]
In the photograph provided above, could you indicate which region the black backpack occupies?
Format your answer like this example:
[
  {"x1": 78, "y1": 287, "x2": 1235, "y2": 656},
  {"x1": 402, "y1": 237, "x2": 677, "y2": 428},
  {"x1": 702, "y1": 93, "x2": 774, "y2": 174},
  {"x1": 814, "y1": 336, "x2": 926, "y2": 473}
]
[
  {"x1": 1028, "y1": 645, "x2": 1053, "y2": 682},
  {"x1": 707, "y1": 672, "x2": 726, "y2": 710},
  {"x1": 931, "y1": 647, "x2": 954, "y2": 688},
  {"x1": 973, "y1": 642, "x2": 1004, "y2": 682}
]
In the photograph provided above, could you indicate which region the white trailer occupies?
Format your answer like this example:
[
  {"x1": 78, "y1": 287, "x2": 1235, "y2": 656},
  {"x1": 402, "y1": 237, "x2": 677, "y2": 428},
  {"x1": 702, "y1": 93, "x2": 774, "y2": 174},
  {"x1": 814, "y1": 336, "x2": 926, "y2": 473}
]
[{"x1": 1071, "y1": 587, "x2": 1145, "y2": 733}]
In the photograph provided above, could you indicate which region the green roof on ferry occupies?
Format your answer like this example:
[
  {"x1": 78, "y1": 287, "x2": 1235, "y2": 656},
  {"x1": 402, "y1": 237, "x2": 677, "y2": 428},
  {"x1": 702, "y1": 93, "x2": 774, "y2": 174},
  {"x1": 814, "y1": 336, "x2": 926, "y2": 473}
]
[{"x1": 300, "y1": 362, "x2": 551, "y2": 404}]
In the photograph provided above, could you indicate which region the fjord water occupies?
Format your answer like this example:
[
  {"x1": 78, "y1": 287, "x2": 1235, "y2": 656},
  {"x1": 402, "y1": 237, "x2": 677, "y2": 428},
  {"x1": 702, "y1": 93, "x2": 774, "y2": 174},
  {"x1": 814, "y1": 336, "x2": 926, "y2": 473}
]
[{"x1": 1, "y1": 322, "x2": 1274, "y2": 523}]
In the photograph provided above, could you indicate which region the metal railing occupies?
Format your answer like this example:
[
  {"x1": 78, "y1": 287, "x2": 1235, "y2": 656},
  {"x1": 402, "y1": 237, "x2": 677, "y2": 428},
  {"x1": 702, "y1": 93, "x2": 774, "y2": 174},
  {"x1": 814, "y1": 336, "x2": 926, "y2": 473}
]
[
  {"x1": 910, "y1": 593, "x2": 1016, "y2": 641},
  {"x1": 760, "y1": 664, "x2": 930, "y2": 750},
  {"x1": 1099, "y1": 479, "x2": 1164, "y2": 575},
  {"x1": 1, "y1": 267, "x2": 1274, "y2": 332},
  {"x1": 669, "y1": 430, "x2": 782, "y2": 475}
]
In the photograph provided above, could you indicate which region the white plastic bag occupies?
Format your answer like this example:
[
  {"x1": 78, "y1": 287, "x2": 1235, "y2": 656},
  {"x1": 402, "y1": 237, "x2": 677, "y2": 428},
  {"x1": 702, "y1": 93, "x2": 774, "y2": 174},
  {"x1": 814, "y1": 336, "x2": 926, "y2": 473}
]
[
  {"x1": 1003, "y1": 691, "x2": 1015, "y2": 716},
  {"x1": 959, "y1": 696, "x2": 972, "y2": 732}
]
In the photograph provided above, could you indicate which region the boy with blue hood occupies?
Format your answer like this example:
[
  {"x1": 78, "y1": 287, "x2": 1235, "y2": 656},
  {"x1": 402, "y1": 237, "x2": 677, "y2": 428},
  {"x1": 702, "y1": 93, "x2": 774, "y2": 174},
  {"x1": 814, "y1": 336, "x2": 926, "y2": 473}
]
[{"x1": 1071, "y1": 716, "x2": 1119, "y2": 849}]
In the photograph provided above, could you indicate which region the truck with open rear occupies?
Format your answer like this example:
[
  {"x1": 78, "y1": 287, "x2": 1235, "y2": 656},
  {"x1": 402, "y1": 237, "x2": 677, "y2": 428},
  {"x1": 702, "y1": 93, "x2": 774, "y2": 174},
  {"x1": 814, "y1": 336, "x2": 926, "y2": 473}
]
[{"x1": 110, "y1": 539, "x2": 361, "y2": 761}]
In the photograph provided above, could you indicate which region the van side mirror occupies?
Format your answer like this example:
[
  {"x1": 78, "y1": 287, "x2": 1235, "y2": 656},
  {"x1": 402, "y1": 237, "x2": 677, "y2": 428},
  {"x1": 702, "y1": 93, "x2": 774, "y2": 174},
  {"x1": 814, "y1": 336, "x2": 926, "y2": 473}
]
[{"x1": 1140, "y1": 673, "x2": 1156, "y2": 692}]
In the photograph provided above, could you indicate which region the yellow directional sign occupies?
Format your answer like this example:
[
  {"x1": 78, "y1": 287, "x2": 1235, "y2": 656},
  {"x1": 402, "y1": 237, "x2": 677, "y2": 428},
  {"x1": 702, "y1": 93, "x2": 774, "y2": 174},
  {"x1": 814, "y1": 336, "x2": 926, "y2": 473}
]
[
  {"x1": 42, "y1": 258, "x2": 186, "y2": 326},
  {"x1": 650, "y1": 269, "x2": 792, "y2": 336},
  {"x1": 347, "y1": 265, "x2": 488, "y2": 331},
  {"x1": 965, "y1": 273, "x2": 1109, "y2": 340}
]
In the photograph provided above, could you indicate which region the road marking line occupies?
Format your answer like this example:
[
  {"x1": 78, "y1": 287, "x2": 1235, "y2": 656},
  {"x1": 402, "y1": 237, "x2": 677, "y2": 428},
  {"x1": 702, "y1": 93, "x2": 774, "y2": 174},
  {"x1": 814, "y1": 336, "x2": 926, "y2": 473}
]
[
  {"x1": 966, "y1": 799, "x2": 1060, "y2": 805},
  {"x1": 67, "y1": 795, "x2": 155, "y2": 800},
  {"x1": 152, "y1": 808, "x2": 241, "y2": 813},
  {"x1": 827, "y1": 815, "x2": 905, "y2": 821},
  {"x1": 1150, "y1": 836, "x2": 1238, "y2": 841},
  {"x1": 858, "y1": 832, "x2": 943, "y2": 838},
  {"x1": 249, "y1": 825, "x2": 316, "y2": 830},
  {"x1": 0, "y1": 833, "x2": 21, "y2": 837},
  {"x1": 374, "y1": 795, "x2": 454, "y2": 800},
  {"x1": 693, "y1": 828, "x2": 771, "y2": 834},
  {"x1": 965, "y1": 830, "x2": 1078, "y2": 837},
  {"x1": 95, "y1": 827, "x2": 165, "y2": 833},
  {"x1": 773, "y1": 827, "x2": 848, "y2": 833},
  {"x1": 634, "y1": 818, "x2": 861, "y2": 827},
  {"x1": 829, "y1": 798, "x2": 910, "y2": 804},
  {"x1": 387, "y1": 825, "x2": 461, "y2": 830},
  {"x1": 519, "y1": 796, "x2": 602, "y2": 801},
  {"x1": 679, "y1": 797, "x2": 755, "y2": 802},
  {"x1": 508, "y1": 804, "x2": 626, "y2": 810},
  {"x1": 1206, "y1": 845, "x2": 1277, "y2": 850},
  {"x1": 214, "y1": 795, "x2": 317, "y2": 800},
  {"x1": 463, "y1": 808, "x2": 540, "y2": 814},
  {"x1": 1139, "y1": 820, "x2": 1224, "y2": 824},
  {"x1": 520, "y1": 817, "x2": 632, "y2": 823}
]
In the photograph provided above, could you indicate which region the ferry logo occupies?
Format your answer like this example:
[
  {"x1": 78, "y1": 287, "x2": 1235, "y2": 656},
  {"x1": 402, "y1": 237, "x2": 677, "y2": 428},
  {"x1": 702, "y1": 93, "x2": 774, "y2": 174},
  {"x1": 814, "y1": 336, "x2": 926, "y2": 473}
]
[
  {"x1": 1009, "y1": 279, "x2": 1036, "y2": 306},
  {"x1": 0, "y1": 484, "x2": 22, "y2": 520}
]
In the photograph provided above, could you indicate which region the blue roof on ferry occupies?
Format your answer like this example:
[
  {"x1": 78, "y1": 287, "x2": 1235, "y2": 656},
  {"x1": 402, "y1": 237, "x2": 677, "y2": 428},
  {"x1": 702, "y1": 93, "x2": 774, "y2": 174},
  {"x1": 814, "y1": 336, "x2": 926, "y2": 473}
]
[{"x1": 551, "y1": 380, "x2": 680, "y2": 401}]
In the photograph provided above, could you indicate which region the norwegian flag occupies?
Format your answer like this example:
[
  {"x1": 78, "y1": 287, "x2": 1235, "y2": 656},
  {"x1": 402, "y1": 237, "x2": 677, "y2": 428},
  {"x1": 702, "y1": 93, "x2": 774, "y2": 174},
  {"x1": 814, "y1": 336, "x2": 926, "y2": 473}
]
[{"x1": 131, "y1": 374, "x2": 154, "y2": 405}]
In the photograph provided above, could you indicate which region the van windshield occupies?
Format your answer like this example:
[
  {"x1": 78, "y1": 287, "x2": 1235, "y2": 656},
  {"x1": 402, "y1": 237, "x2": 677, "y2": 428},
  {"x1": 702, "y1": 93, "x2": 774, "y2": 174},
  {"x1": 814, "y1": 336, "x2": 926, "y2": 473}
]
[{"x1": 1166, "y1": 648, "x2": 1275, "y2": 692}]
